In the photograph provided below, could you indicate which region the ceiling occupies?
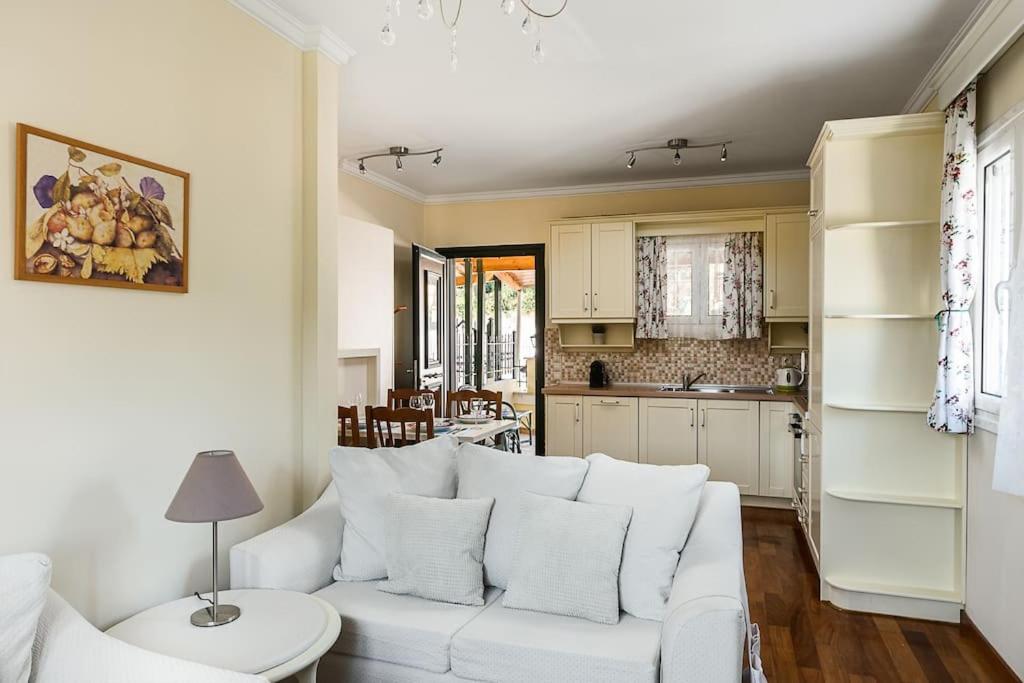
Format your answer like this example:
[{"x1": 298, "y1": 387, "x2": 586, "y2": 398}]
[{"x1": 272, "y1": 0, "x2": 980, "y2": 197}]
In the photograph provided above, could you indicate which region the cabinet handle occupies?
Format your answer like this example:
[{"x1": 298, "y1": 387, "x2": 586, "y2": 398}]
[
  {"x1": 700, "y1": 409, "x2": 706, "y2": 428},
  {"x1": 799, "y1": 432, "x2": 807, "y2": 457},
  {"x1": 689, "y1": 407, "x2": 695, "y2": 428},
  {"x1": 599, "y1": 399, "x2": 621, "y2": 405},
  {"x1": 574, "y1": 403, "x2": 580, "y2": 422},
  {"x1": 769, "y1": 289, "x2": 776, "y2": 310},
  {"x1": 583, "y1": 293, "x2": 588, "y2": 312},
  {"x1": 807, "y1": 209, "x2": 819, "y2": 217},
  {"x1": 796, "y1": 486, "x2": 807, "y2": 496},
  {"x1": 593, "y1": 292, "x2": 598, "y2": 311}
]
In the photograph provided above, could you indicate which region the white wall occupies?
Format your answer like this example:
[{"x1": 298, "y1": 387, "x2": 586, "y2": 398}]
[
  {"x1": 966, "y1": 430, "x2": 1024, "y2": 676},
  {"x1": 0, "y1": 0, "x2": 304, "y2": 628},
  {"x1": 338, "y1": 217, "x2": 395, "y2": 404}
]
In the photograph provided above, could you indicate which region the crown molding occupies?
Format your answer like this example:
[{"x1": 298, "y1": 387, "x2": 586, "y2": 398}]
[
  {"x1": 229, "y1": 0, "x2": 356, "y2": 65},
  {"x1": 903, "y1": 0, "x2": 1024, "y2": 113},
  {"x1": 341, "y1": 162, "x2": 808, "y2": 206}
]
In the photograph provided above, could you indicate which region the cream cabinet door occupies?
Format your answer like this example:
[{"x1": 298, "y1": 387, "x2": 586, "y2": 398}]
[
  {"x1": 758, "y1": 402, "x2": 795, "y2": 498},
  {"x1": 590, "y1": 222, "x2": 635, "y2": 319},
  {"x1": 639, "y1": 398, "x2": 698, "y2": 465},
  {"x1": 545, "y1": 395, "x2": 583, "y2": 458},
  {"x1": 697, "y1": 400, "x2": 759, "y2": 494},
  {"x1": 765, "y1": 213, "x2": 810, "y2": 318},
  {"x1": 583, "y1": 396, "x2": 639, "y2": 462},
  {"x1": 550, "y1": 224, "x2": 591, "y2": 319}
]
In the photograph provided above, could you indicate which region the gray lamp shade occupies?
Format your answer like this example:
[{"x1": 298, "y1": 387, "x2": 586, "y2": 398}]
[{"x1": 165, "y1": 450, "x2": 264, "y2": 523}]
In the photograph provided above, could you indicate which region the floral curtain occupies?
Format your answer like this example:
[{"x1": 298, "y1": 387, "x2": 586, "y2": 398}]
[
  {"x1": 721, "y1": 232, "x2": 763, "y2": 339},
  {"x1": 636, "y1": 236, "x2": 668, "y2": 339},
  {"x1": 928, "y1": 82, "x2": 978, "y2": 434}
]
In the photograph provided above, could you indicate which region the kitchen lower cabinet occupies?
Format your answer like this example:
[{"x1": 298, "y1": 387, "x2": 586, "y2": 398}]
[
  {"x1": 545, "y1": 395, "x2": 583, "y2": 458},
  {"x1": 697, "y1": 400, "x2": 760, "y2": 495},
  {"x1": 639, "y1": 398, "x2": 698, "y2": 466},
  {"x1": 583, "y1": 396, "x2": 639, "y2": 462},
  {"x1": 758, "y1": 402, "x2": 795, "y2": 498}
]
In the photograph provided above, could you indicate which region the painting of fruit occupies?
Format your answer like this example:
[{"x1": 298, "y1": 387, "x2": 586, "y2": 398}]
[{"x1": 16, "y1": 125, "x2": 189, "y2": 292}]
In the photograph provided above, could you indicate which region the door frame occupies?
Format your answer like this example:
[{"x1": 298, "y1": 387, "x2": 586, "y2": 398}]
[
  {"x1": 437, "y1": 243, "x2": 546, "y2": 455},
  {"x1": 411, "y1": 244, "x2": 448, "y2": 395}
]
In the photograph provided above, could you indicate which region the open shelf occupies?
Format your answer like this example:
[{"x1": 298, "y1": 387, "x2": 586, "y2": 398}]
[
  {"x1": 827, "y1": 219, "x2": 936, "y2": 232},
  {"x1": 824, "y1": 314, "x2": 933, "y2": 320},
  {"x1": 826, "y1": 488, "x2": 962, "y2": 509},
  {"x1": 824, "y1": 576, "x2": 961, "y2": 604},
  {"x1": 557, "y1": 322, "x2": 635, "y2": 351},
  {"x1": 826, "y1": 401, "x2": 931, "y2": 413}
]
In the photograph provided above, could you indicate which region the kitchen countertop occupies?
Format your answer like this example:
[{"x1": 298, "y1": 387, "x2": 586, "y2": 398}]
[{"x1": 542, "y1": 382, "x2": 807, "y2": 407}]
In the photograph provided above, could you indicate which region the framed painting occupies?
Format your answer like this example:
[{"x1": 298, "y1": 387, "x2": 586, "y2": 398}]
[{"x1": 15, "y1": 124, "x2": 189, "y2": 292}]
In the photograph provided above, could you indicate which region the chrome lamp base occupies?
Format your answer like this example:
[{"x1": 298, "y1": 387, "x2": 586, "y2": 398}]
[{"x1": 190, "y1": 603, "x2": 241, "y2": 627}]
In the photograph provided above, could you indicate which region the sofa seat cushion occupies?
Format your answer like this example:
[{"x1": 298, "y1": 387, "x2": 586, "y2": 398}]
[
  {"x1": 450, "y1": 599, "x2": 661, "y2": 683},
  {"x1": 314, "y1": 580, "x2": 500, "y2": 673}
]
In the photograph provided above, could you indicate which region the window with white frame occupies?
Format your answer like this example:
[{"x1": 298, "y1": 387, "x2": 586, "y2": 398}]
[
  {"x1": 666, "y1": 235, "x2": 726, "y2": 338},
  {"x1": 976, "y1": 132, "x2": 1015, "y2": 417}
]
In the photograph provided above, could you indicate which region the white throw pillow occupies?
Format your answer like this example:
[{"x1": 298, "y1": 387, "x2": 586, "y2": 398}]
[
  {"x1": 577, "y1": 453, "x2": 710, "y2": 620},
  {"x1": 456, "y1": 443, "x2": 589, "y2": 588},
  {"x1": 0, "y1": 553, "x2": 52, "y2": 683},
  {"x1": 502, "y1": 492, "x2": 632, "y2": 625},
  {"x1": 330, "y1": 436, "x2": 459, "y2": 580},
  {"x1": 378, "y1": 493, "x2": 495, "y2": 606}
]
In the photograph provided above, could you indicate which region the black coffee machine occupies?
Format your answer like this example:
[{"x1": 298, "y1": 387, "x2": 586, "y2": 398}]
[{"x1": 589, "y1": 360, "x2": 610, "y2": 389}]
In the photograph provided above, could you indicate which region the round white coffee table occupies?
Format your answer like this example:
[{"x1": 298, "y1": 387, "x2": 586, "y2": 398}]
[{"x1": 107, "y1": 589, "x2": 340, "y2": 682}]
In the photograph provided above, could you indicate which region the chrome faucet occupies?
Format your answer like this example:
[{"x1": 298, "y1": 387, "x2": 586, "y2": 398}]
[{"x1": 683, "y1": 372, "x2": 706, "y2": 390}]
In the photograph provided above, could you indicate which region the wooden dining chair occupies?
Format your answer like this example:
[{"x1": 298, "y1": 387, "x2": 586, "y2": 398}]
[
  {"x1": 338, "y1": 405, "x2": 361, "y2": 447},
  {"x1": 365, "y1": 405, "x2": 434, "y2": 448},
  {"x1": 387, "y1": 388, "x2": 443, "y2": 417},
  {"x1": 447, "y1": 389, "x2": 502, "y2": 420}
]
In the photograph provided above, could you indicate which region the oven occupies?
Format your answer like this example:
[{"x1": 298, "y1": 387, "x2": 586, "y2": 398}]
[{"x1": 788, "y1": 411, "x2": 808, "y2": 527}]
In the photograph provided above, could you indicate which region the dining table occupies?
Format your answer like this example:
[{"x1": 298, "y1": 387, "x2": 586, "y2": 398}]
[{"x1": 347, "y1": 416, "x2": 519, "y2": 450}]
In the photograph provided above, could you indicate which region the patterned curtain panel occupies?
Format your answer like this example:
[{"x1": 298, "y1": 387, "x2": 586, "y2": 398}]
[
  {"x1": 928, "y1": 82, "x2": 978, "y2": 435},
  {"x1": 636, "y1": 236, "x2": 668, "y2": 339},
  {"x1": 721, "y1": 232, "x2": 763, "y2": 339}
]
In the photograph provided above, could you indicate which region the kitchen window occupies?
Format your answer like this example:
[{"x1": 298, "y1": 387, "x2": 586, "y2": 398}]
[
  {"x1": 975, "y1": 126, "x2": 1018, "y2": 426},
  {"x1": 666, "y1": 234, "x2": 726, "y2": 338}
]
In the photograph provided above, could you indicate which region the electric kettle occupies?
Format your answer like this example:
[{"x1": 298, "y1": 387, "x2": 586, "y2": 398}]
[{"x1": 774, "y1": 367, "x2": 804, "y2": 393}]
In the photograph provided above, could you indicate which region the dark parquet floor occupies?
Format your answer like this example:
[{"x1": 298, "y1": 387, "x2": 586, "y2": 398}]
[{"x1": 742, "y1": 507, "x2": 1018, "y2": 683}]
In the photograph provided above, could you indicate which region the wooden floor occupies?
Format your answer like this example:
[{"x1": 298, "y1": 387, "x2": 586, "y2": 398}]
[{"x1": 742, "y1": 507, "x2": 1017, "y2": 683}]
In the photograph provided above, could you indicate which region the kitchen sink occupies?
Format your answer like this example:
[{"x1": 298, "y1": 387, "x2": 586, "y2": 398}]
[{"x1": 659, "y1": 383, "x2": 774, "y2": 395}]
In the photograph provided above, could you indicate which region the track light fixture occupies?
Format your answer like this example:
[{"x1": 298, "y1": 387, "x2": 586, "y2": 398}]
[
  {"x1": 356, "y1": 145, "x2": 444, "y2": 175},
  {"x1": 624, "y1": 138, "x2": 733, "y2": 170}
]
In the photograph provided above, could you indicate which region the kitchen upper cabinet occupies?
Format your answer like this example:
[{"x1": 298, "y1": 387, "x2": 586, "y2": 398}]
[
  {"x1": 550, "y1": 224, "x2": 592, "y2": 320},
  {"x1": 583, "y1": 396, "x2": 639, "y2": 462},
  {"x1": 639, "y1": 398, "x2": 698, "y2": 466},
  {"x1": 698, "y1": 400, "x2": 759, "y2": 495},
  {"x1": 591, "y1": 222, "x2": 635, "y2": 318},
  {"x1": 765, "y1": 212, "x2": 810, "y2": 319},
  {"x1": 545, "y1": 395, "x2": 583, "y2": 458},
  {"x1": 549, "y1": 221, "x2": 634, "y2": 321},
  {"x1": 758, "y1": 402, "x2": 795, "y2": 498}
]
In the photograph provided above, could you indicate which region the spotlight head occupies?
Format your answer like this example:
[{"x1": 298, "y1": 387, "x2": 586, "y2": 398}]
[
  {"x1": 432, "y1": 151, "x2": 442, "y2": 167},
  {"x1": 626, "y1": 152, "x2": 636, "y2": 169},
  {"x1": 358, "y1": 160, "x2": 367, "y2": 175},
  {"x1": 395, "y1": 156, "x2": 403, "y2": 172},
  {"x1": 673, "y1": 150, "x2": 682, "y2": 166},
  {"x1": 720, "y1": 144, "x2": 728, "y2": 162}
]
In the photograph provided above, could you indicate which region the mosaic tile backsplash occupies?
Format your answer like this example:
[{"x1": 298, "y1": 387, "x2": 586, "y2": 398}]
[{"x1": 544, "y1": 328, "x2": 796, "y2": 386}]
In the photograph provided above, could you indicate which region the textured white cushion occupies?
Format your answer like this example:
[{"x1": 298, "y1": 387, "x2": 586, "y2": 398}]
[
  {"x1": 578, "y1": 454, "x2": 709, "y2": 620},
  {"x1": 502, "y1": 492, "x2": 631, "y2": 625},
  {"x1": 330, "y1": 436, "x2": 459, "y2": 580},
  {"x1": 451, "y1": 597, "x2": 661, "y2": 683},
  {"x1": 456, "y1": 443, "x2": 589, "y2": 588},
  {"x1": 314, "y1": 579, "x2": 500, "y2": 673},
  {"x1": 378, "y1": 494, "x2": 494, "y2": 606},
  {"x1": 1, "y1": 553, "x2": 51, "y2": 683}
]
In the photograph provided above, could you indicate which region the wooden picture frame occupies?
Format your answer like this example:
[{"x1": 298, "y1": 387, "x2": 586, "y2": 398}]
[{"x1": 15, "y1": 124, "x2": 190, "y2": 293}]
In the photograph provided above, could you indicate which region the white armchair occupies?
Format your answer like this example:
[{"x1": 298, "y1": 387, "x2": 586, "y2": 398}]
[{"x1": 31, "y1": 591, "x2": 266, "y2": 683}]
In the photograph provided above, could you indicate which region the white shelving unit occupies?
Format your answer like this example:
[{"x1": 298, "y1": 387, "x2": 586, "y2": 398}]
[{"x1": 807, "y1": 112, "x2": 967, "y2": 623}]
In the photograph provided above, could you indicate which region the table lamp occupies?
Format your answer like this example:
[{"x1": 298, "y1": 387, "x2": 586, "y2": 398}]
[{"x1": 166, "y1": 450, "x2": 263, "y2": 627}]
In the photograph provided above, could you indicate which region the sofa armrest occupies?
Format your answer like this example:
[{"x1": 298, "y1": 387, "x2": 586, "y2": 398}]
[
  {"x1": 32, "y1": 591, "x2": 266, "y2": 683},
  {"x1": 230, "y1": 484, "x2": 341, "y2": 594},
  {"x1": 661, "y1": 482, "x2": 746, "y2": 683}
]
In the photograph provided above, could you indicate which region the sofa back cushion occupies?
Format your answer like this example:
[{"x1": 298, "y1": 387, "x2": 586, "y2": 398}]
[
  {"x1": 330, "y1": 436, "x2": 459, "y2": 580},
  {"x1": 0, "y1": 553, "x2": 52, "y2": 683},
  {"x1": 502, "y1": 493, "x2": 631, "y2": 625},
  {"x1": 456, "y1": 444, "x2": 589, "y2": 588},
  {"x1": 577, "y1": 454, "x2": 709, "y2": 620}
]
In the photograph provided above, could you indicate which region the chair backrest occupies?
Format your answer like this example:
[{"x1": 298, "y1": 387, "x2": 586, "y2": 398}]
[
  {"x1": 387, "y1": 388, "x2": 443, "y2": 417},
  {"x1": 365, "y1": 405, "x2": 435, "y2": 448},
  {"x1": 338, "y1": 405, "x2": 361, "y2": 447},
  {"x1": 447, "y1": 389, "x2": 502, "y2": 420}
]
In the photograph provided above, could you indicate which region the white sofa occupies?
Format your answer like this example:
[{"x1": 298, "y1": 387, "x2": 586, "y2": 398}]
[
  {"x1": 230, "y1": 476, "x2": 747, "y2": 683},
  {"x1": 30, "y1": 590, "x2": 266, "y2": 683}
]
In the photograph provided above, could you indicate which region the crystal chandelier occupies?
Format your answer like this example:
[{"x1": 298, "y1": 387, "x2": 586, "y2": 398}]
[{"x1": 379, "y1": 0, "x2": 568, "y2": 70}]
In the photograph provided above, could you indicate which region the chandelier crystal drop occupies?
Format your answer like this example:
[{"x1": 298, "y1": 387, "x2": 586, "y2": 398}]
[
  {"x1": 394, "y1": 0, "x2": 401, "y2": 16},
  {"x1": 500, "y1": 0, "x2": 516, "y2": 15},
  {"x1": 380, "y1": 22, "x2": 396, "y2": 46},
  {"x1": 521, "y1": 13, "x2": 536, "y2": 35},
  {"x1": 449, "y1": 26, "x2": 458, "y2": 71},
  {"x1": 531, "y1": 39, "x2": 545, "y2": 64},
  {"x1": 417, "y1": 0, "x2": 434, "y2": 20}
]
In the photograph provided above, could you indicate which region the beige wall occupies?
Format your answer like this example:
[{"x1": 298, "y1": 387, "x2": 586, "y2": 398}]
[
  {"x1": 0, "y1": 0, "x2": 304, "y2": 627},
  {"x1": 965, "y1": 33, "x2": 1024, "y2": 679},
  {"x1": 339, "y1": 174, "x2": 424, "y2": 386}
]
